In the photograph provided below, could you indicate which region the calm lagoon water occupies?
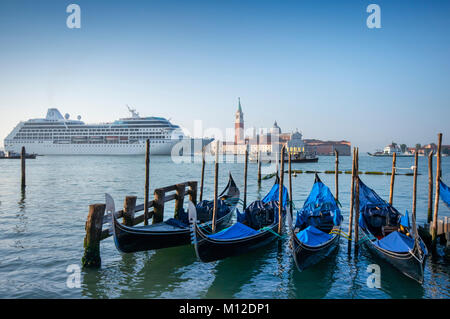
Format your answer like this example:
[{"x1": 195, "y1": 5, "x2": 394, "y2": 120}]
[{"x1": 0, "y1": 154, "x2": 449, "y2": 299}]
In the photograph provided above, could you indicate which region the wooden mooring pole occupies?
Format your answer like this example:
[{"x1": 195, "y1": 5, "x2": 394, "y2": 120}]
[
  {"x1": 243, "y1": 143, "x2": 248, "y2": 209},
  {"x1": 412, "y1": 152, "x2": 418, "y2": 220},
  {"x1": 288, "y1": 151, "x2": 293, "y2": 224},
  {"x1": 199, "y1": 146, "x2": 205, "y2": 202},
  {"x1": 388, "y1": 152, "x2": 397, "y2": 206},
  {"x1": 21, "y1": 146, "x2": 26, "y2": 188},
  {"x1": 278, "y1": 146, "x2": 285, "y2": 234},
  {"x1": 427, "y1": 151, "x2": 433, "y2": 223},
  {"x1": 335, "y1": 149, "x2": 339, "y2": 202},
  {"x1": 354, "y1": 148, "x2": 360, "y2": 248},
  {"x1": 82, "y1": 204, "x2": 106, "y2": 268},
  {"x1": 174, "y1": 183, "x2": 186, "y2": 219},
  {"x1": 348, "y1": 147, "x2": 356, "y2": 239},
  {"x1": 123, "y1": 196, "x2": 137, "y2": 226},
  {"x1": 212, "y1": 140, "x2": 219, "y2": 233},
  {"x1": 144, "y1": 139, "x2": 150, "y2": 225},
  {"x1": 432, "y1": 133, "x2": 443, "y2": 251},
  {"x1": 257, "y1": 151, "x2": 262, "y2": 187}
]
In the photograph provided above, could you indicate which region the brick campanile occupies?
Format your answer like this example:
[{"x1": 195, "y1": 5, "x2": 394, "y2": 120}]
[{"x1": 234, "y1": 97, "x2": 244, "y2": 144}]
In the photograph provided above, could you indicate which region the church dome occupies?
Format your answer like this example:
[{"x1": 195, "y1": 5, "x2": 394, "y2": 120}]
[{"x1": 270, "y1": 121, "x2": 282, "y2": 134}]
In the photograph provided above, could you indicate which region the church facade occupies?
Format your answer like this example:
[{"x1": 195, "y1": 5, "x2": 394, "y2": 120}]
[{"x1": 210, "y1": 98, "x2": 351, "y2": 156}]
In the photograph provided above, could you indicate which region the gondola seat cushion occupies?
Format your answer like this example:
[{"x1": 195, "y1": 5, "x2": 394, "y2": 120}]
[
  {"x1": 243, "y1": 200, "x2": 278, "y2": 229},
  {"x1": 207, "y1": 222, "x2": 259, "y2": 240},
  {"x1": 297, "y1": 225, "x2": 333, "y2": 247},
  {"x1": 196, "y1": 199, "x2": 230, "y2": 222},
  {"x1": 374, "y1": 231, "x2": 415, "y2": 253}
]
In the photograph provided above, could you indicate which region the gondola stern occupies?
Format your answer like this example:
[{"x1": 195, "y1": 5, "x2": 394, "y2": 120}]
[{"x1": 105, "y1": 193, "x2": 127, "y2": 254}]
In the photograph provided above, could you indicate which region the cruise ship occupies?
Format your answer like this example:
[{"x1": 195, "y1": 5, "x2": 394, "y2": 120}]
[{"x1": 4, "y1": 107, "x2": 213, "y2": 155}]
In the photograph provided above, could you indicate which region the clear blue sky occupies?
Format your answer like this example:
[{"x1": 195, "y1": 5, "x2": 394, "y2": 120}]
[{"x1": 0, "y1": 0, "x2": 449, "y2": 151}]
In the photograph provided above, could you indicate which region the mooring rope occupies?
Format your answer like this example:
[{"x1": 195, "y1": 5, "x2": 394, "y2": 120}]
[
  {"x1": 260, "y1": 226, "x2": 288, "y2": 239},
  {"x1": 328, "y1": 228, "x2": 371, "y2": 245}
]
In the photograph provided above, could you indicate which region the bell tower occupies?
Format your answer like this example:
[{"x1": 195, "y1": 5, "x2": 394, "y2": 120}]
[{"x1": 234, "y1": 97, "x2": 244, "y2": 144}]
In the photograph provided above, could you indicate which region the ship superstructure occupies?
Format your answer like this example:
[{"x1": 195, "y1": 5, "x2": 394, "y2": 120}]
[{"x1": 4, "y1": 107, "x2": 212, "y2": 155}]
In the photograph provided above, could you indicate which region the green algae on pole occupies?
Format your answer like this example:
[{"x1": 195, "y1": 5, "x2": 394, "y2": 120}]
[{"x1": 82, "y1": 204, "x2": 106, "y2": 268}]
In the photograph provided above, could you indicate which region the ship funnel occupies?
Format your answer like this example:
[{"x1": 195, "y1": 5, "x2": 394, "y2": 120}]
[{"x1": 46, "y1": 108, "x2": 65, "y2": 121}]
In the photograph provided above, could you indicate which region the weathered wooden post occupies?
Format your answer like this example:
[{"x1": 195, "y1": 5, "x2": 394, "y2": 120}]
[
  {"x1": 288, "y1": 151, "x2": 293, "y2": 223},
  {"x1": 432, "y1": 133, "x2": 443, "y2": 251},
  {"x1": 212, "y1": 140, "x2": 219, "y2": 233},
  {"x1": 412, "y1": 152, "x2": 418, "y2": 220},
  {"x1": 348, "y1": 147, "x2": 356, "y2": 239},
  {"x1": 188, "y1": 181, "x2": 198, "y2": 206},
  {"x1": 427, "y1": 151, "x2": 433, "y2": 223},
  {"x1": 21, "y1": 146, "x2": 26, "y2": 188},
  {"x1": 174, "y1": 183, "x2": 186, "y2": 219},
  {"x1": 388, "y1": 152, "x2": 397, "y2": 206},
  {"x1": 144, "y1": 139, "x2": 150, "y2": 225},
  {"x1": 82, "y1": 204, "x2": 106, "y2": 268},
  {"x1": 199, "y1": 146, "x2": 205, "y2": 202},
  {"x1": 335, "y1": 149, "x2": 339, "y2": 201},
  {"x1": 354, "y1": 148, "x2": 360, "y2": 248},
  {"x1": 153, "y1": 188, "x2": 165, "y2": 224},
  {"x1": 278, "y1": 146, "x2": 285, "y2": 234},
  {"x1": 243, "y1": 143, "x2": 248, "y2": 209},
  {"x1": 257, "y1": 151, "x2": 262, "y2": 187},
  {"x1": 123, "y1": 196, "x2": 137, "y2": 226}
]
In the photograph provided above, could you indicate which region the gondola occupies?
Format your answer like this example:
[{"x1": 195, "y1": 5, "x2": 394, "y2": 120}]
[
  {"x1": 291, "y1": 174, "x2": 343, "y2": 271},
  {"x1": 357, "y1": 177, "x2": 428, "y2": 283},
  {"x1": 189, "y1": 176, "x2": 288, "y2": 262},
  {"x1": 109, "y1": 173, "x2": 240, "y2": 253}
]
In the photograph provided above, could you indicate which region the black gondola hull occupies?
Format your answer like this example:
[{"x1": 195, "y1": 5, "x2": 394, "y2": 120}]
[
  {"x1": 111, "y1": 174, "x2": 239, "y2": 253},
  {"x1": 292, "y1": 231, "x2": 340, "y2": 271},
  {"x1": 193, "y1": 223, "x2": 281, "y2": 262},
  {"x1": 360, "y1": 228, "x2": 426, "y2": 284},
  {"x1": 113, "y1": 212, "x2": 233, "y2": 253}
]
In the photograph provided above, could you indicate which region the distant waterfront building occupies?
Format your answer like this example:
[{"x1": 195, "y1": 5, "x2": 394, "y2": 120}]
[
  {"x1": 211, "y1": 98, "x2": 351, "y2": 156},
  {"x1": 303, "y1": 139, "x2": 351, "y2": 156},
  {"x1": 287, "y1": 131, "x2": 305, "y2": 154},
  {"x1": 234, "y1": 98, "x2": 244, "y2": 145}
]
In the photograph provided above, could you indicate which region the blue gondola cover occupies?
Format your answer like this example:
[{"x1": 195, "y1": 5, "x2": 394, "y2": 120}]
[
  {"x1": 374, "y1": 231, "x2": 415, "y2": 253},
  {"x1": 296, "y1": 225, "x2": 333, "y2": 246},
  {"x1": 207, "y1": 222, "x2": 259, "y2": 240},
  {"x1": 357, "y1": 179, "x2": 401, "y2": 231},
  {"x1": 400, "y1": 210, "x2": 410, "y2": 228},
  {"x1": 262, "y1": 182, "x2": 288, "y2": 208},
  {"x1": 439, "y1": 179, "x2": 450, "y2": 208},
  {"x1": 295, "y1": 181, "x2": 342, "y2": 228}
]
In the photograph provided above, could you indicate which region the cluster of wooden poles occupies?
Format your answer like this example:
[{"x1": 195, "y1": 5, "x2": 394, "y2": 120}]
[
  {"x1": 347, "y1": 133, "x2": 445, "y2": 254},
  {"x1": 203, "y1": 134, "x2": 446, "y2": 254}
]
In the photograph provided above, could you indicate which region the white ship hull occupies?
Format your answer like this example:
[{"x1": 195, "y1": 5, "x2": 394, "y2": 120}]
[
  {"x1": 5, "y1": 138, "x2": 212, "y2": 156},
  {"x1": 4, "y1": 108, "x2": 213, "y2": 156}
]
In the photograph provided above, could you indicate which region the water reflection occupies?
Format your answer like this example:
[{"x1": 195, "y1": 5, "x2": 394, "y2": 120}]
[
  {"x1": 360, "y1": 247, "x2": 425, "y2": 298},
  {"x1": 289, "y1": 248, "x2": 339, "y2": 299},
  {"x1": 205, "y1": 240, "x2": 280, "y2": 298},
  {"x1": 13, "y1": 188, "x2": 28, "y2": 249}
]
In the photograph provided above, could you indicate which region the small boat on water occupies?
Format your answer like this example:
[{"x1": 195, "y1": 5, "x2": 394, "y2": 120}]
[
  {"x1": 291, "y1": 174, "x2": 343, "y2": 271},
  {"x1": 357, "y1": 177, "x2": 428, "y2": 283},
  {"x1": 110, "y1": 173, "x2": 240, "y2": 253},
  {"x1": 189, "y1": 176, "x2": 288, "y2": 262},
  {"x1": 249, "y1": 152, "x2": 318, "y2": 163},
  {"x1": 288, "y1": 153, "x2": 319, "y2": 163},
  {"x1": 0, "y1": 151, "x2": 37, "y2": 159},
  {"x1": 367, "y1": 152, "x2": 414, "y2": 157}
]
